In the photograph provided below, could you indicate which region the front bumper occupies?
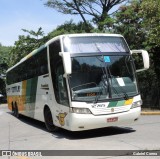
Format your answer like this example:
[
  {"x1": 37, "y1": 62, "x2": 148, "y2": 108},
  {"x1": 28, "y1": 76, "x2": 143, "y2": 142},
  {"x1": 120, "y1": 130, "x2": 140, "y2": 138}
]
[{"x1": 68, "y1": 107, "x2": 141, "y2": 131}]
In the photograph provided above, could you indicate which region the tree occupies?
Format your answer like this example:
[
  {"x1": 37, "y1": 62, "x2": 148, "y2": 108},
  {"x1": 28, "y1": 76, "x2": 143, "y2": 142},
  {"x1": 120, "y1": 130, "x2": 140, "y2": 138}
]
[
  {"x1": 140, "y1": 0, "x2": 160, "y2": 106},
  {"x1": 114, "y1": 0, "x2": 145, "y2": 49},
  {"x1": 140, "y1": 0, "x2": 160, "y2": 72},
  {"x1": 48, "y1": 20, "x2": 94, "y2": 38},
  {"x1": 0, "y1": 45, "x2": 12, "y2": 73},
  {"x1": 114, "y1": 0, "x2": 160, "y2": 107},
  {"x1": 9, "y1": 27, "x2": 49, "y2": 67},
  {"x1": 140, "y1": 0, "x2": 160, "y2": 48},
  {"x1": 44, "y1": 0, "x2": 127, "y2": 31},
  {"x1": 0, "y1": 44, "x2": 12, "y2": 95}
]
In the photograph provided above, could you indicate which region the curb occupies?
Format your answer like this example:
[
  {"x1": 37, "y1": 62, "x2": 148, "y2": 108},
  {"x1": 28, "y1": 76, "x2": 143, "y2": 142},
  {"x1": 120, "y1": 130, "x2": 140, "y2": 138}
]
[{"x1": 141, "y1": 112, "x2": 160, "y2": 115}]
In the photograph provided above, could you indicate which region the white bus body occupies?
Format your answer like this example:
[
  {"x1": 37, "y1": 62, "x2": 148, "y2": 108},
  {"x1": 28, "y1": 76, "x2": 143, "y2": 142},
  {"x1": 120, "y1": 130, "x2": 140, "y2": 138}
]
[{"x1": 6, "y1": 34, "x2": 149, "y2": 131}]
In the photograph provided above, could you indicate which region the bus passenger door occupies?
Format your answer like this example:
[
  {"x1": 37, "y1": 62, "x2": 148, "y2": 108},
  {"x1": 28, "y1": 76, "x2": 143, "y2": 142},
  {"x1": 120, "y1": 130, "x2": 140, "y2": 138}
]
[
  {"x1": 54, "y1": 63, "x2": 70, "y2": 128},
  {"x1": 49, "y1": 40, "x2": 70, "y2": 129}
]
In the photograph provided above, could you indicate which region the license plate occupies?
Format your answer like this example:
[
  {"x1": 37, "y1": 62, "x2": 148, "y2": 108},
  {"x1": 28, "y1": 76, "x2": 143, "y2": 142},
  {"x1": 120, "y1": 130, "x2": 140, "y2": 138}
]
[{"x1": 107, "y1": 117, "x2": 118, "y2": 122}]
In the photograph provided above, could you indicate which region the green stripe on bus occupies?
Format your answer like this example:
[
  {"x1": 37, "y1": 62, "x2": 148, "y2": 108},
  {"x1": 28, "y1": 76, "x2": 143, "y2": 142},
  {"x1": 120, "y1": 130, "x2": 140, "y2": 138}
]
[
  {"x1": 108, "y1": 99, "x2": 132, "y2": 108},
  {"x1": 26, "y1": 77, "x2": 38, "y2": 117},
  {"x1": 108, "y1": 101, "x2": 118, "y2": 107},
  {"x1": 116, "y1": 100, "x2": 125, "y2": 106}
]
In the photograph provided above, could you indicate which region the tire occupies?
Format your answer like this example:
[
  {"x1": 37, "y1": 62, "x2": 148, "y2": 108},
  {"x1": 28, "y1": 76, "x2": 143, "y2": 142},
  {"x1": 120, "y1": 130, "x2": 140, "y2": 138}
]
[
  {"x1": 12, "y1": 104, "x2": 16, "y2": 116},
  {"x1": 14, "y1": 104, "x2": 19, "y2": 118},
  {"x1": 44, "y1": 107, "x2": 59, "y2": 132},
  {"x1": 12, "y1": 103, "x2": 19, "y2": 118}
]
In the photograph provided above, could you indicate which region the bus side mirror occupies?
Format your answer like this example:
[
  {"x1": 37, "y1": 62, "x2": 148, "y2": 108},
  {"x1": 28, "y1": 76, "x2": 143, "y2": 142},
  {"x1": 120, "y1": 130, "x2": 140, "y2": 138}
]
[
  {"x1": 59, "y1": 52, "x2": 72, "y2": 75},
  {"x1": 131, "y1": 50, "x2": 150, "y2": 73}
]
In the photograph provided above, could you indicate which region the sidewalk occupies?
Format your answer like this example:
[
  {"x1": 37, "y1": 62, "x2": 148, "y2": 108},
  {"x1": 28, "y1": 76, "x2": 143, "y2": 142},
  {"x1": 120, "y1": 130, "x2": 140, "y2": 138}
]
[{"x1": 0, "y1": 103, "x2": 7, "y2": 107}]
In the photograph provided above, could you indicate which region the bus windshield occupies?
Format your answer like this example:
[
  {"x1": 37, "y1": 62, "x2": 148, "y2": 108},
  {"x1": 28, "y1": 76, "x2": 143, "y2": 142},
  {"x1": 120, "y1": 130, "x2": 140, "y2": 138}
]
[{"x1": 69, "y1": 55, "x2": 138, "y2": 102}]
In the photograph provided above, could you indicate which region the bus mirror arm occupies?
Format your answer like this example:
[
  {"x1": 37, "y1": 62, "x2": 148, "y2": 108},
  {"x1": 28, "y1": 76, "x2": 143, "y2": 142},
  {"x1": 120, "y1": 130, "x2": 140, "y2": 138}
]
[
  {"x1": 131, "y1": 50, "x2": 150, "y2": 72},
  {"x1": 59, "y1": 52, "x2": 72, "y2": 75}
]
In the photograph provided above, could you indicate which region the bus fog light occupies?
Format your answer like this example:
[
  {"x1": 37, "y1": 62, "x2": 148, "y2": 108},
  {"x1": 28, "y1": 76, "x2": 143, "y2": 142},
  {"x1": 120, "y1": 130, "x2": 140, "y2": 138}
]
[
  {"x1": 131, "y1": 100, "x2": 142, "y2": 109},
  {"x1": 70, "y1": 108, "x2": 91, "y2": 114}
]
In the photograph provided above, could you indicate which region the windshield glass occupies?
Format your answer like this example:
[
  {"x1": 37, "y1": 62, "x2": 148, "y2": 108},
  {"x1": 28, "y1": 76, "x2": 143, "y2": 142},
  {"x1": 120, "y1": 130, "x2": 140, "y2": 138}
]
[
  {"x1": 63, "y1": 36, "x2": 129, "y2": 53},
  {"x1": 69, "y1": 55, "x2": 138, "y2": 102}
]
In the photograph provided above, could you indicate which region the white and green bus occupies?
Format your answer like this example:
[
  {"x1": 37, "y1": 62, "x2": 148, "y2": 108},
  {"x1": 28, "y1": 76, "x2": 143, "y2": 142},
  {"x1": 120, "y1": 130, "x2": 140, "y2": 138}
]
[{"x1": 6, "y1": 33, "x2": 149, "y2": 131}]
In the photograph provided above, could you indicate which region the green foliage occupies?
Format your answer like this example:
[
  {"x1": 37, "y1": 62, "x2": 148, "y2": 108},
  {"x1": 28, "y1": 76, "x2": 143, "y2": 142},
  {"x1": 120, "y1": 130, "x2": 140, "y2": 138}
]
[
  {"x1": 0, "y1": 45, "x2": 12, "y2": 73},
  {"x1": 114, "y1": 0, "x2": 160, "y2": 107},
  {"x1": 114, "y1": 0, "x2": 145, "y2": 49},
  {"x1": 9, "y1": 27, "x2": 49, "y2": 67},
  {"x1": 140, "y1": 0, "x2": 160, "y2": 48},
  {"x1": 93, "y1": 15, "x2": 115, "y2": 32},
  {"x1": 140, "y1": 1, "x2": 160, "y2": 104},
  {"x1": 0, "y1": 44, "x2": 12, "y2": 95},
  {"x1": 48, "y1": 20, "x2": 94, "y2": 38}
]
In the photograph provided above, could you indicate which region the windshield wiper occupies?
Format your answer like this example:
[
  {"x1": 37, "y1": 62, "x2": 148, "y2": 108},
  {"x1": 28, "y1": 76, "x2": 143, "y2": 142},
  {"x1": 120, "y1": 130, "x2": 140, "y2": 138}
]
[
  {"x1": 94, "y1": 86, "x2": 103, "y2": 103},
  {"x1": 98, "y1": 56, "x2": 112, "y2": 98},
  {"x1": 107, "y1": 66, "x2": 129, "y2": 100},
  {"x1": 96, "y1": 56, "x2": 129, "y2": 100}
]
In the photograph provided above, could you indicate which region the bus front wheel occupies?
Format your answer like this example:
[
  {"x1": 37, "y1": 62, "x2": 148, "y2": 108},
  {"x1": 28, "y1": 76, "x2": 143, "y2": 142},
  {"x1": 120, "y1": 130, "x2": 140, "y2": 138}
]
[{"x1": 44, "y1": 107, "x2": 59, "y2": 132}]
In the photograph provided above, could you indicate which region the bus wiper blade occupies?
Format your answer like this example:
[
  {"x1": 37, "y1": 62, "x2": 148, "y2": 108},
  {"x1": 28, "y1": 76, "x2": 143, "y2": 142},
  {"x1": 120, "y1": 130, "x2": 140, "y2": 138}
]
[
  {"x1": 110, "y1": 75, "x2": 129, "y2": 100},
  {"x1": 106, "y1": 65, "x2": 129, "y2": 100},
  {"x1": 100, "y1": 64, "x2": 112, "y2": 98},
  {"x1": 94, "y1": 86, "x2": 103, "y2": 103}
]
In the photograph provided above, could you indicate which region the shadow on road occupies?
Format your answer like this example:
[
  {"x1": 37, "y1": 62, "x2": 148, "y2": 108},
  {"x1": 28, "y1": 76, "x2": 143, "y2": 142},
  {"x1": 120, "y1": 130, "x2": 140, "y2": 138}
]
[
  {"x1": 7, "y1": 111, "x2": 136, "y2": 140},
  {"x1": 54, "y1": 126, "x2": 136, "y2": 140},
  {"x1": 7, "y1": 112, "x2": 46, "y2": 131}
]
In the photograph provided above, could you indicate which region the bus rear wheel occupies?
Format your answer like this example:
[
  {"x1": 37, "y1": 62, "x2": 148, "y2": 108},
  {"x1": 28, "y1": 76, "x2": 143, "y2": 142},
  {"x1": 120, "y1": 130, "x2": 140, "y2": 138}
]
[
  {"x1": 12, "y1": 102, "x2": 19, "y2": 118},
  {"x1": 14, "y1": 104, "x2": 19, "y2": 118},
  {"x1": 12, "y1": 103, "x2": 16, "y2": 116},
  {"x1": 44, "y1": 107, "x2": 59, "y2": 132}
]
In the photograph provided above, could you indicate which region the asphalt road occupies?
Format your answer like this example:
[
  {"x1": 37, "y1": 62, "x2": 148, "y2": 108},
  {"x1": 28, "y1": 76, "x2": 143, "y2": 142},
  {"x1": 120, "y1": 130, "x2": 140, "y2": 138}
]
[{"x1": 0, "y1": 104, "x2": 160, "y2": 159}]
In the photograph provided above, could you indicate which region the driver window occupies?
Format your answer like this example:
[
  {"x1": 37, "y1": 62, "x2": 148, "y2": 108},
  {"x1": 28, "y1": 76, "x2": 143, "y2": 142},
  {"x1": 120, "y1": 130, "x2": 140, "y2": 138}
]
[{"x1": 56, "y1": 64, "x2": 69, "y2": 106}]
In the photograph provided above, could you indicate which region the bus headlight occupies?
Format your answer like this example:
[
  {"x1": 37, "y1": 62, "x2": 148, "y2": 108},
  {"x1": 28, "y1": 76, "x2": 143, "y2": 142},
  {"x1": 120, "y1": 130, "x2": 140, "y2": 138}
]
[
  {"x1": 70, "y1": 107, "x2": 91, "y2": 114},
  {"x1": 131, "y1": 100, "x2": 142, "y2": 109}
]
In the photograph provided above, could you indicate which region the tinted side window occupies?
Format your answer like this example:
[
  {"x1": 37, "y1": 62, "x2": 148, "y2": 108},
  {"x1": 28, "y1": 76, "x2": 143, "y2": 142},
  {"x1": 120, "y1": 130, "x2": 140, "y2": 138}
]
[
  {"x1": 56, "y1": 64, "x2": 69, "y2": 106},
  {"x1": 36, "y1": 47, "x2": 48, "y2": 76},
  {"x1": 26, "y1": 47, "x2": 48, "y2": 78},
  {"x1": 7, "y1": 47, "x2": 48, "y2": 85}
]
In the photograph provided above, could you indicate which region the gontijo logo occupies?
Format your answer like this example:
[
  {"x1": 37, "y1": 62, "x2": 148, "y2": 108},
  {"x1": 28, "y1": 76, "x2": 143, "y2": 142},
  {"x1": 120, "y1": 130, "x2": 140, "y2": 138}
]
[{"x1": 56, "y1": 112, "x2": 67, "y2": 126}]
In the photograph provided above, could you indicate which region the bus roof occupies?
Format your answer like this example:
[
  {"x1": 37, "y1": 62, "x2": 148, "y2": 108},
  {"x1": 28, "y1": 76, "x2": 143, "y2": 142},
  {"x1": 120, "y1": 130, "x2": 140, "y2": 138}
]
[
  {"x1": 7, "y1": 33, "x2": 123, "y2": 73},
  {"x1": 46, "y1": 33, "x2": 123, "y2": 45}
]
